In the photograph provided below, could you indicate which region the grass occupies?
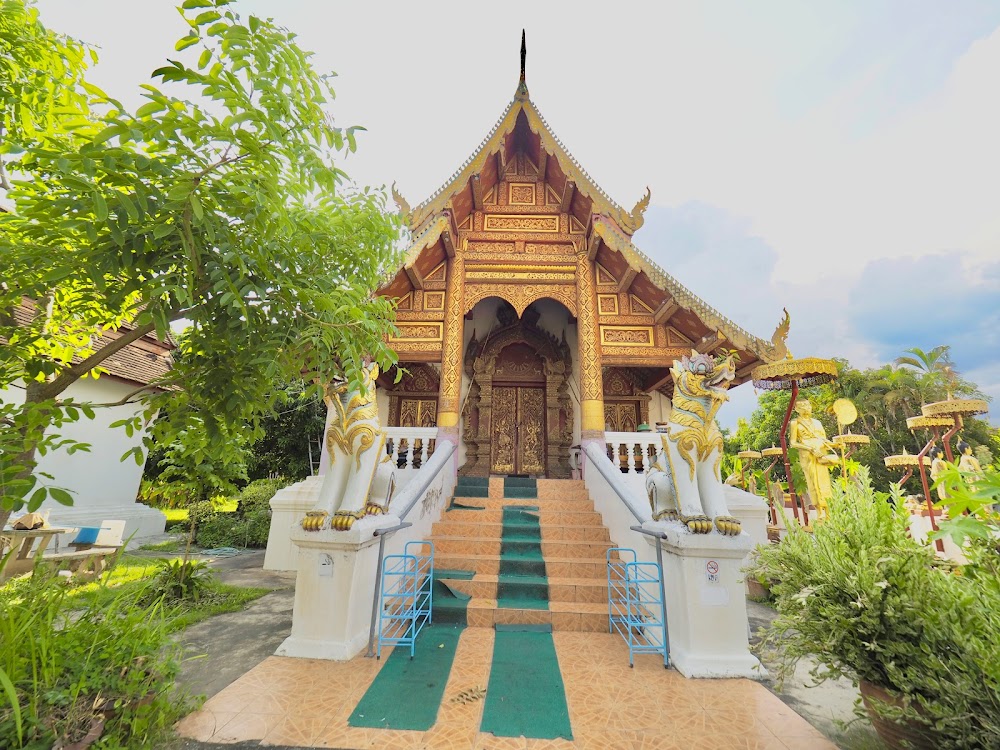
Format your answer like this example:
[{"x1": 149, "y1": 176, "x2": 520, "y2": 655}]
[
  {"x1": 138, "y1": 538, "x2": 189, "y2": 553},
  {"x1": 161, "y1": 498, "x2": 238, "y2": 525},
  {"x1": 3, "y1": 553, "x2": 271, "y2": 632}
]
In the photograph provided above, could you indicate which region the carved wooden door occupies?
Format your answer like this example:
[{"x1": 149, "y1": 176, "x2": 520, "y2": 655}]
[
  {"x1": 604, "y1": 401, "x2": 641, "y2": 432},
  {"x1": 399, "y1": 398, "x2": 437, "y2": 427},
  {"x1": 491, "y1": 386, "x2": 546, "y2": 475}
]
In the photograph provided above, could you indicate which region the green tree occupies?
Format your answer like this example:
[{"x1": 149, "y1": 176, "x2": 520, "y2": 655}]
[
  {"x1": 728, "y1": 352, "x2": 996, "y2": 493},
  {"x1": 0, "y1": 0, "x2": 401, "y2": 527}
]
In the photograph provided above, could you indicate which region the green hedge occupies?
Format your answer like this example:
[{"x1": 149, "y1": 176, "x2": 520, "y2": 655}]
[{"x1": 193, "y1": 478, "x2": 287, "y2": 549}]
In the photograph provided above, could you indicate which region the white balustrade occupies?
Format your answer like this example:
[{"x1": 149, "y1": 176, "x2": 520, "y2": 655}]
[
  {"x1": 604, "y1": 431, "x2": 662, "y2": 475},
  {"x1": 384, "y1": 427, "x2": 439, "y2": 473}
]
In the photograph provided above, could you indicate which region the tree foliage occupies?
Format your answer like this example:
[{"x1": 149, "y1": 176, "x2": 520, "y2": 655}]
[
  {"x1": 727, "y1": 349, "x2": 995, "y2": 492},
  {"x1": 0, "y1": 0, "x2": 401, "y2": 525}
]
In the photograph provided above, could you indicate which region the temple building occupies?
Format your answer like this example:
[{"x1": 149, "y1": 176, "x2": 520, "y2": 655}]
[{"x1": 375, "y1": 40, "x2": 784, "y2": 479}]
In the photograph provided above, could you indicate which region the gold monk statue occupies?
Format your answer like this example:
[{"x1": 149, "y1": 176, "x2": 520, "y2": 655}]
[
  {"x1": 928, "y1": 446, "x2": 949, "y2": 501},
  {"x1": 788, "y1": 398, "x2": 838, "y2": 518},
  {"x1": 957, "y1": 440, "x2": 983, "y2": 481}
]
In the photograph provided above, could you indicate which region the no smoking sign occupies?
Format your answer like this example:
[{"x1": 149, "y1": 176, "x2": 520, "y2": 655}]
[{"x1": 706, "y1": 559, "x2": 720, "y2": 582}]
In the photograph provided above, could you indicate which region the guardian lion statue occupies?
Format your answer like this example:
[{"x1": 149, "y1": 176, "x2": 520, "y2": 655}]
[
  {"x1": 645, "y1": 351, "x2": 742, "y2": 536},
  {"x1": 302, "y1": 361, "x2": 389, "y2": 532}
]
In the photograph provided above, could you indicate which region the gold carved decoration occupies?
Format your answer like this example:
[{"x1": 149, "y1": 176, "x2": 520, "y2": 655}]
[
  {"x1": 423, "y1": 291, "x2": 445, "y2": 311},
  {"x1": 466, "y1": 266, "x2": 575, "y2": 283},
  {"x1": 569, "y1": 215, "x2": 586, "y2": 234},
  {"x1": 665, "y1": 327, "x2": 693, "y2": 346},
  {"x1": 490, "y1": 386, "x2": 518, "y2": 474},
  {"x1": 596, "y1": 263, "x2": 617, "y2": 286},
  {"x1": 468, "y1": 241, "x2": 517, "y2": 255},
  {"x1": 425, "y1": 262, "x2": 447, "y2": 283},
  {"x1": 508, "y1": 182, "x2": 536, "y2": 206},
  {"x1": 462, "y1": 284, "x2": 578, "y2": 317},
  {"x1": 575, "y1": 248, "x2": 603, "y2": 431},
  {"x1": 484, "y1": 215, "x2": 559, "y2": 233},
  {"x1": 630, "y1": 295, "x2": 654, "y2": 315},
  {"x1": 395, "y1": 292, "x2": 413, "y2": 311},
  {"x1": 325, "y1": 364, "x2": 380, "y2": 471},
  {"x1": 439, "y1": 255, "x2": 464, "y2": 421},
  {"x1": 597, "y1": 294, "x2": 619, "y2": 315},
  {"x1": 389, "y1": 322, "x2": 443, "y2": 342},
  {"x1": 600, "y1": 326, "x2": 655, "y2": 347}
]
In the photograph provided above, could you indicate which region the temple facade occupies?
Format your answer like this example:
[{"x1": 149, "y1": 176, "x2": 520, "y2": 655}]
[{"x1": 375, "y1": 60, "x2": 784, "y2": 478}]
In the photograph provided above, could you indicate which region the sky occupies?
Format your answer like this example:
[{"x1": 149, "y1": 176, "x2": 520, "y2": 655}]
[{"x1": 35, "y1": 0, "x2": 1000, "y2": 428}]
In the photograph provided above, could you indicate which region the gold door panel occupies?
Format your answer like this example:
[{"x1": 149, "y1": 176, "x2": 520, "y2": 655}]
[{"x1": 490, "y1": 386, "x2": 546, "y2": 475}]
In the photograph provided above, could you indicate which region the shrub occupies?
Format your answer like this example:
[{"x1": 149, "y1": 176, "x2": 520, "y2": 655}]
[
  {"x1": 747, "y1": 468, "x2": 1000, "y2": 749},
  {"x1": 144, "y1": 558, "x2": 214, "y2": 603},
  {"x1": 192, "y1": 478, "x2": 285, "y2": 549},
  {"x1": 235, "y1": 477, "x2": 287, "y2": 517},
  {"x1": 0, "y1": 565, "x2": 190, "y2": 748}
]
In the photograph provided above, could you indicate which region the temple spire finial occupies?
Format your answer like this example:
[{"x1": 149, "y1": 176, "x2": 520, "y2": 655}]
[
  {"x1": 516, "y1": 30, "x2": 529, "y2": 98},
  {"x1": 520, "y1": 30, "x2": 526, "y2": 83}
]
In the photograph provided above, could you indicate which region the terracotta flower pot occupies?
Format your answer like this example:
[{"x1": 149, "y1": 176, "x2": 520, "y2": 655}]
[{"x1": 859, "y1": 680, "x2": 938, "y2": 750}]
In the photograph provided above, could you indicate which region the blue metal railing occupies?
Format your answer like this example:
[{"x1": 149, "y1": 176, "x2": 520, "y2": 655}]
[
  {"x1": 607, "y1": 547, "x2": 668, "y2": 668},
  {"x1": 377, "y1": 540, "x2": 434, "y2": 659}
]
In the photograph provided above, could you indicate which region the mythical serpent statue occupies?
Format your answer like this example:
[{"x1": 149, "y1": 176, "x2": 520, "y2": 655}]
[
  {"x1": 302, "y1": 362, "x2": 389, "y2": 532},
  {"x1": 645, "y1": 351, "x2": 742, "y2": 536}
]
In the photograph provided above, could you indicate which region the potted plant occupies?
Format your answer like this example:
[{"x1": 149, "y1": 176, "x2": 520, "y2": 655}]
[{"x1": 746, "y1": 468, "x2": 1000, "y2": 749}]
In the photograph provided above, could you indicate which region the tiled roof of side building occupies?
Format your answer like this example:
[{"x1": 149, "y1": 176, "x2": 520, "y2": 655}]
[{"x1": 7, "y1": 300, "x2": 174, "y2": 388}]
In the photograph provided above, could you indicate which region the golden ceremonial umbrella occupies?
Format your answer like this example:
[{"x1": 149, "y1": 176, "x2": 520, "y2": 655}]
[{"x1": 751, "y1": 356, "x2": 838, "y2": 526}]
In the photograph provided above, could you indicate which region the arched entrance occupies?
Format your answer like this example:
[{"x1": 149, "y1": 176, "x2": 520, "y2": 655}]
[{"x1": 461, "y1": 302, "x2": 573, "y2": 477}]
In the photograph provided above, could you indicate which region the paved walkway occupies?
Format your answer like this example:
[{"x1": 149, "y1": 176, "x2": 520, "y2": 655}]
[
  {"x1": 176, "y1": 629, "x2": 836, "y2": 750},
  {"x1": 170, "y1": 553, "x2": 869, "y2": 749}
]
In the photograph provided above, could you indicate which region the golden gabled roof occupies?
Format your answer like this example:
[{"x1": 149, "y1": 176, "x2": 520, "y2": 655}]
[{"x1": 406, "y1": 86, "x2": 639, "y2": 233}]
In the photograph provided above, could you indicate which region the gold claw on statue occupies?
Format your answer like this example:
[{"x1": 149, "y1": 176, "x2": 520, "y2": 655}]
[
  {"x1": 714, "y1": 516, "x2": 742, "y2": 536},
  {"x1": 682, "y1": 514, "x2": 713, "y2": 534},
  {"x1": 653, "y1": 509, "x2": 680, "y2": 522},
  {"x1": 301, "y1": 511, "x2": 328, "y2": 531},
  {"x1": 364, "y1": 503, "x2": 387, "y2": 516},
  {"x1": 331, "y1": 511, "x2": 364, "y2": 531}
]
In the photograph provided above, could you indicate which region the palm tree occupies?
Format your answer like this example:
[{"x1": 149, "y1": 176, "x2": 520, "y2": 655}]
[{"x1": 894, "y1": 345, "x2": 956, "y2": 403}]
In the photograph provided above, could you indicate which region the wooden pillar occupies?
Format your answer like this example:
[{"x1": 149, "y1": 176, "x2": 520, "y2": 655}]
[
  {"x1": 576, "y1": 246, "x2": 604, "y2": 440},
  {"x1": 437, "y1": 252, "x2": 465, "y2": 442}
]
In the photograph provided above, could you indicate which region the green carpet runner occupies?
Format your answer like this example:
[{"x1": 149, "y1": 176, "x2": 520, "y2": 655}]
[
  {"x1": 498, "y1": 506, "x2": 548, "y2": 609},
  {"x1": 480, "y1": 624, "x2": 574, "y2": 740},
  {"x1": 348, "y1": 624, "x2": 463, "y2": 731},
  {"x1": 350, "y1": 565, "x2": 473, "y2": 730}
]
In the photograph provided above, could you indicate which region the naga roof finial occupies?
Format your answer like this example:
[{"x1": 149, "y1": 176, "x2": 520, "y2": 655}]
[
  {"x1": 770, "y1": 307, "x2": 791, "y2": 360},
  {"x1": 391, "y1": 181, "x2": 411, "y2": 223},
  {"x1": 620, "y1": 187, "x2": 651, "y2": 232}
]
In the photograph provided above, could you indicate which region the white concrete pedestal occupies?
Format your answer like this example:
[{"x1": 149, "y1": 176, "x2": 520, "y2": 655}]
[
  {"x1": 277, "y1": 514, "x2": 400, "y2": 661},
  {"x1": 642, "y1": 519, "x2": 765, "y2": 679},
  {"x1": 723, "y1": 486, "x2": 770, "y2": 551},
  {"x1": 263, "y1": 476, "x2": 323, "y2": 571}
]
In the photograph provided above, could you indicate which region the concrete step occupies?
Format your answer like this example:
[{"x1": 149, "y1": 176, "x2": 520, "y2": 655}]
[
  {"x1": 435, "y1": 552, "x2": 611, "y2": 579},
  {"x1": 464, "y1": 598, "x2": 608, "y2": 632},
  {"x1": 452, "y1": 497, "x2": 595, "y2": 512},
  {"x1": 433, "y1": 535, "x2": 614, "y2": 560},
  {"x1": 443, "y1": 508, "x2": 606, "y2": 526},
  {"x1": 439, "y1": 573, "x2": 608, "y2": 604},
  {"x1": 431, "y1": 520, "x2": 611, "y2": 542}
]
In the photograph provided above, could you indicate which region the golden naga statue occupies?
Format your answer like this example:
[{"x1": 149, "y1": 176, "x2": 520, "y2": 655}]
[
  {"x1": 645, "y1": 351, "x2": 742, "y2": 535},
  {"x1": 788, "y1": 398, "x2": 838, "y2": 518},
  {"x1": 302, "y1": 362, "x2": 388, "y2": 532}
]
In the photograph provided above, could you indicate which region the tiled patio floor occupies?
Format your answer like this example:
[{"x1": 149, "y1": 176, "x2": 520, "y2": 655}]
[{"x1": 175, "y1": 629, "x2": 837, "y2": 750}]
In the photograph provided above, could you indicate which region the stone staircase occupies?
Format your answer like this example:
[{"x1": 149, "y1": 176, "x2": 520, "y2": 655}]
[{"x1": 431, "y1": 476, "x2": 613, "y2": 631}]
